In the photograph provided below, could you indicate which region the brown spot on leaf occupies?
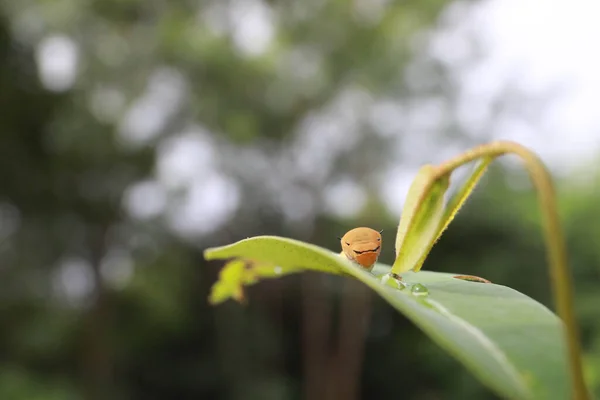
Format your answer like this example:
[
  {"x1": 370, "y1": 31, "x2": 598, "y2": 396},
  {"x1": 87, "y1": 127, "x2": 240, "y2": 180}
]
[{"x1": 453, "y1": 275, "x2": 491, "y2": 284}]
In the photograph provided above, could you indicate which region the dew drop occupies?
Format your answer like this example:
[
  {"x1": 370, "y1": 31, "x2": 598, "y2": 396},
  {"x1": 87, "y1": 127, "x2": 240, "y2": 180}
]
[
  {"x1": 380, "y1": 272, "x2": 407, "y2": 290},
  {"x1": 411, "y1": 283, "x2": 429, "y2": 297},
  {"x1": 274, "y1": 266, "x2": 282, "y2": 275}
]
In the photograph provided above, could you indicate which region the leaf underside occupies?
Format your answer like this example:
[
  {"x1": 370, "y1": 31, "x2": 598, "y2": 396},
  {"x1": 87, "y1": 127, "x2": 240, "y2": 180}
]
[{"x1": 204, "y1": 236, "x2": 569, "y2": 400}]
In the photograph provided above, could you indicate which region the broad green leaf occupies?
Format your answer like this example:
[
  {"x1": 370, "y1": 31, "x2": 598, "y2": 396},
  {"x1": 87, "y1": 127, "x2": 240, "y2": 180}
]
[
  {"x1": 204, "y1": 236, "x2": 569, "y2": 400},
  {"x1": 393, "y1": 166, "x2": 450, "y2": 273}
]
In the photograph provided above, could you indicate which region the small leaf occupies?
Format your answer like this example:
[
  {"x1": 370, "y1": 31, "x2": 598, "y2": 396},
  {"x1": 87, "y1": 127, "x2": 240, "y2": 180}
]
[
  {"x1": 394, "y1": 165, "x2": 437, "y2": 257},
  {"x1": 209, "y1": 259, "x2": 248, "y2": 304},
  {"x1": 393, "y1": 166, "x2": 450, "y2": 273},
  {"x1": 208, "y1": 258, "x2": 299, "y2": 304},
  {"x1": 205, "y1": 236, "x2": 569, "y2": 400},
  {"x1": 409, "y1": 156, "x2": 495, "y2": 273},
  {"x1": 435, "y1": 156, "x2": 494, "y2": 243}
]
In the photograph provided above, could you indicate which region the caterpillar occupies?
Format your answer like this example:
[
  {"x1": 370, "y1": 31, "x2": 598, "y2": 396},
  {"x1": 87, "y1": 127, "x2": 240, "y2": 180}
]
[{"x1": 339, "y1": 227, "x2": 382, "y2": 269}]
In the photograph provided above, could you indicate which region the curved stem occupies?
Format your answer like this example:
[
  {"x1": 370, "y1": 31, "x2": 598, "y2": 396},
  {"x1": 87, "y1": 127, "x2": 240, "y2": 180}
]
[{"x1": 435, "y1": 140, "x2": 588, "y2": 400}]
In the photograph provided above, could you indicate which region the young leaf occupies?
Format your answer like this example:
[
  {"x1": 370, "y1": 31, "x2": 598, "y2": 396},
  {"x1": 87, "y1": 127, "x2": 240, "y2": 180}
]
[
  {"x1": 209, "y1": 258, "x2": 304, "y2": 304},
  {"x1": 393, "y1": 166, "x2": 449, "y2": 274},
  {"x1": 204, "y1": 236, "x2": 569, "y2": 400},
  {"x1": 435, "y1": 156, "x2": 494, "y2": 243},
  {"x1": 410, "y1": 156, "x2": 495, "y2": 273},
  {"x1": 394, "y1": 165, "x2": 437, "y2": 257}
]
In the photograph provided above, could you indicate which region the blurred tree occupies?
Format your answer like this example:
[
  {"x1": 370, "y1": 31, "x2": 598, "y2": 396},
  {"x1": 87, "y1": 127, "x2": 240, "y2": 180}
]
[{"x1": 1, "y1": 0, "x2": 598, "y2": 399}]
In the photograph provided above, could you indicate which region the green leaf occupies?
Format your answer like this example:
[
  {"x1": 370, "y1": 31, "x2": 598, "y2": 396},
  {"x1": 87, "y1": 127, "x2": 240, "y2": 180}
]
[
  {"x1": 393, "y1": 165, "x2": 450, "y2": 273},
  {"x1": 204, "y1": 236, "x2": 569, "y2": 400},
  {"x1": 409, "y1": 156, "x2": 496, "y2": 273},
  {"x1": 435, "y1": 156, "x2": 494, "y2": 243}
]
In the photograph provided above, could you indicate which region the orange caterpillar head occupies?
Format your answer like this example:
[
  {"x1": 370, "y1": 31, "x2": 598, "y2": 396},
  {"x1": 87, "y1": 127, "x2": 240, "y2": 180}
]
[{"x1": 340, "y1": 227, "x2": 382, "y2": 269}]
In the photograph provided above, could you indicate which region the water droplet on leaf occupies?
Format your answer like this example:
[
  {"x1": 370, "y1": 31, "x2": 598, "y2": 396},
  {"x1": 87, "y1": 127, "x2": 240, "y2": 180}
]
[
  {"x1": 411, "y1": 283, "x2": 429, "y2": 296},
  {"x1": 380, "y1": 272, "x2": 407, "y2": 290},
  {"x1": 274, "y1": 266, "x2": 282, "y2": 275}
]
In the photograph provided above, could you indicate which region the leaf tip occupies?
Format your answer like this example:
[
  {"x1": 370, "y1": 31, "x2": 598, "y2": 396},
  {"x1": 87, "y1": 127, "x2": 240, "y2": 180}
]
[
  {"x1": 203, "y1": 247, "x2": 218, "y2": 261},
  {"x1": 208, "y1": 285, "x2": 247, "y2": 306}
]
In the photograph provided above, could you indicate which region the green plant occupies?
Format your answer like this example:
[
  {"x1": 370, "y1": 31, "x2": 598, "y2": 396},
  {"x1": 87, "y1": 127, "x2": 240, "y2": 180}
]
[{"x1": 204, "y1": 141, "x2": 589, "y2": 400}]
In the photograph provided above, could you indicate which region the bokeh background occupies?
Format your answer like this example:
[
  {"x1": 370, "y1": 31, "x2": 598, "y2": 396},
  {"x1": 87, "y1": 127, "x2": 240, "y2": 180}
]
[{"x1": 1, "y1": 0, "x2": 600, "y2": 399}]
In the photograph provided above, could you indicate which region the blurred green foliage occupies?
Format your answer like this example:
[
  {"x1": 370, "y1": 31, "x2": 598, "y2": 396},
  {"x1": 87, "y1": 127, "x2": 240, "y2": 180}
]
[{"x1": 0, "y1": 0, "x2": 598, "y2": 399}]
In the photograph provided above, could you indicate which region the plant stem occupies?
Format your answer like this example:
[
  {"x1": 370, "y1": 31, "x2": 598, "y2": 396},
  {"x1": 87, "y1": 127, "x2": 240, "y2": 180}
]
[{"x1": 435, "y1": 140, "x2": 588, "y2": 400}]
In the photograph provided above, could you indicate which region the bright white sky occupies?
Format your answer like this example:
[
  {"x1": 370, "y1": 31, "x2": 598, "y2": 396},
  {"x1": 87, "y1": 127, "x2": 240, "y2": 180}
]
[{"x1": 445, "y1": 0, "x2": 600, "y2": 169}]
